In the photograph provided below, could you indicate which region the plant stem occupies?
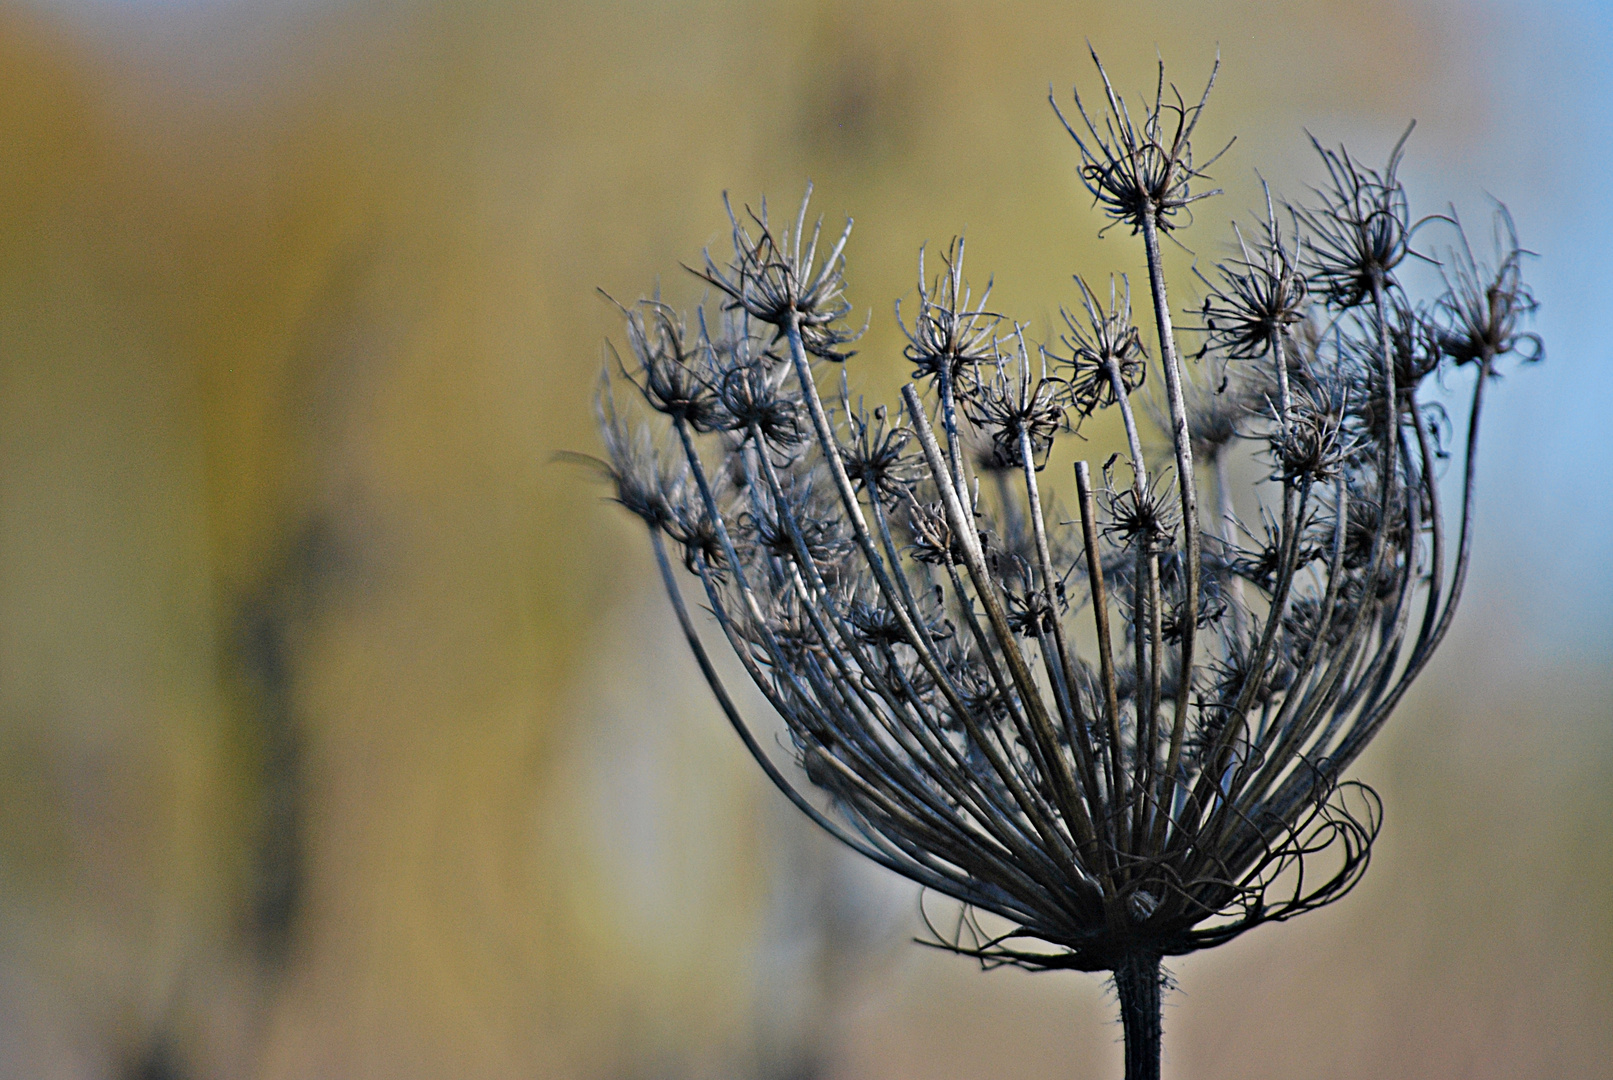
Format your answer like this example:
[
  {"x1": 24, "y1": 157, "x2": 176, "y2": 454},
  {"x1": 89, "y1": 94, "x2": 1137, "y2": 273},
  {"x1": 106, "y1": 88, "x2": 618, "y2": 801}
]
[
  {"x1": 1075, "y1": 460, "x2": 1126, "y2": 834},
  {"x1": 1138, "y1": 213, "x2": 1199, "y2": 851},
  {"x1": 1114, "y1": 953, "x2": 1163, "y2": 1080}
]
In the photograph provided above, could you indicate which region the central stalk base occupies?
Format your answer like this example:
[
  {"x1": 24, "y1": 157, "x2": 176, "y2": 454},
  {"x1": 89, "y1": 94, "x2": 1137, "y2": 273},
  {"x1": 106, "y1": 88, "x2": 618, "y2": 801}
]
[{"x1": 1113, "y1": 953, "x2": 1163, "y2": 1080}]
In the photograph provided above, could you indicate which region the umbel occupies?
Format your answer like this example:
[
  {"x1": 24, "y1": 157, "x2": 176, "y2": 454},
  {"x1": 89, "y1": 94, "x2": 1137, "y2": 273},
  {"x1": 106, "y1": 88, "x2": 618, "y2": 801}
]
[{"x1": 582, "y1": 49, "x2": 1538, "y2": 1080}]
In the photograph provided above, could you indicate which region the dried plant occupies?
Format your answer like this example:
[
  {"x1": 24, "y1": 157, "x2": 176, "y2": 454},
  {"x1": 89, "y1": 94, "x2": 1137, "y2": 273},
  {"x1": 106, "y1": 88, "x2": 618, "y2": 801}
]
[{"x1": 581, "y1": 48, "x2": 1537, "y2": 1080}]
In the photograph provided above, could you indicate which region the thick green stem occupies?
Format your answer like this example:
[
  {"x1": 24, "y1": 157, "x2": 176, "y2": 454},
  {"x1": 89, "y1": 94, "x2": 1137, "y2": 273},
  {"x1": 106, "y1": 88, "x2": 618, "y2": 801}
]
[{"x1": 1114, "y1": 953, "x2": 1164, "y2": 1080}]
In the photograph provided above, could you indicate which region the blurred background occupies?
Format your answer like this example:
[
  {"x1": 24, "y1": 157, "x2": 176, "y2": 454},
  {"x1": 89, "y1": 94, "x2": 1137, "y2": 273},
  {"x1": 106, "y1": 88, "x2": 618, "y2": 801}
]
[{"x1": 1, "y1": 0, "x2": 1609, "y2": 1077}]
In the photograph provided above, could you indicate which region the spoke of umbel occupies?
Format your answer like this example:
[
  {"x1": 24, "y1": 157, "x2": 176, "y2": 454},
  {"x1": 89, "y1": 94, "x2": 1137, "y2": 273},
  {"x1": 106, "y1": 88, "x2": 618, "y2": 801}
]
[{"x1": 581, "y1": 48, "x2": 1538, "y2": 1080}]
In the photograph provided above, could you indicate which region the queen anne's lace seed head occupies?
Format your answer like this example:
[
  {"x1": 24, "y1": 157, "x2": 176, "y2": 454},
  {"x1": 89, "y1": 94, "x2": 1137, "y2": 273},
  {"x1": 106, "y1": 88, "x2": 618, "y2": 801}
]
[
  {"x1": 1198, "y1": 188, "x2": 1308, "y2": 358},
  {"x1": 694, "y1": 185, "x2": 864, "y2": 363},
  {"x1": 1434, "y1": 205, "x2": 1544, "y2": 368},
  {"x1": 1057, "y1": 276, "x2": 1149, "y2": 418},
  {"x1": 840, "y1": 394, "x2": 920, "y2": 498},
  {"x1": 1294, "y1": 125, "x2": 1418, "y2": 309},
  {"x1": 1049, "y1": 47, "x2": 1231, "y2": 235},
  {"x1": 964, "y1": 331, "x2": 1069, "y2": 471},
  {"x1": 580, "y1": 50, "x2": 1538, "y2": 1079},
  {"x1": 898, "y1": 239, "x2": 1003, "y2": 385}
]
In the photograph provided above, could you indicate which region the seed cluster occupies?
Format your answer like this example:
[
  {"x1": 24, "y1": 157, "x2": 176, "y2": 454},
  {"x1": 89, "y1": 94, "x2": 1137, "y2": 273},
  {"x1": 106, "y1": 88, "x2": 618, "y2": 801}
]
[{"x1": 586, "y1": 52, "x2": 1537, "y2": 980}]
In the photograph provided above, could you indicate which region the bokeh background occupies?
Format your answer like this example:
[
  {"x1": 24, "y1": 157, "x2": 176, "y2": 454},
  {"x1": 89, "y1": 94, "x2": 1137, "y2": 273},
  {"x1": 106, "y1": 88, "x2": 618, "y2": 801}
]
[{"x1": 1, "y1": 1, "x2": 1609, "y2": 1077}]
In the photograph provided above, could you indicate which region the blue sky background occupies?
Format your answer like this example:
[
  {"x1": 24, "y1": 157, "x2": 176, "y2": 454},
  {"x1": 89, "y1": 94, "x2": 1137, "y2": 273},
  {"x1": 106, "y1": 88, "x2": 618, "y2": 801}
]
[{"x1": 1444, "y1": 0, "x2": 1613, "y2": 660}]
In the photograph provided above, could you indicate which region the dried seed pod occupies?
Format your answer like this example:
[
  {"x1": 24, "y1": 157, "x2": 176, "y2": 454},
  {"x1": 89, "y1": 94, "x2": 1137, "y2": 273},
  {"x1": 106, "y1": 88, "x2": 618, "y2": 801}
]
[
  {"x1": 583, "y1": 50, "x2": 1537, "y2": 1080},
  {"x1": 1294, "y1": 125, "x2": 1417, "y2": 309},
  {"x1": 898, "y1": 238, "x2": 1002, "y2": 385},
  {"x1": 1057, "y1": 275, "x2": 1150, "y2": 418},
  {"x1": 964, "y1": 331, "x2": 1069, "y2": 470}
]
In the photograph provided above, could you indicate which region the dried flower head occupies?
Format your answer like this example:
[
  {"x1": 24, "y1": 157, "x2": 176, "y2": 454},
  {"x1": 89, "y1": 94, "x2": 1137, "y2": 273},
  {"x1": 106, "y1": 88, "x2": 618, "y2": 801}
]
[
  {"x1": 705, "y1": 308, "x2": 807, "y2": 447},
  {"x1": 1057, "y1": 275, "x2": 1149, "y2": 417},
  {"x1": 1198, "y1": 184, "x2": 1308, "y2": 358},
  {"x1": 1050, "y1": 46, "x2": 1231, "y2": 234},
  {"x1": 839, "y1": 392, "x2": 920, "y2": 498},
  {"x1": 609, "y1": 297, "x2": 722, "y2": 431},
  {"x1": 897, "y1": 238, "x2": 1003, "y2": 384},
  {"x1": 1434, "y1": 204, "x2": 1544, "y2": 368},
  {"x1": 583, "y1": 51, "x2": 1537, "y2": 1080},
  {"x1": 1179, "y1": 364, "x2": 1250, "y2": 461},
  {"x1": 1103, "y1": 462, "x2": 1179, "y2": 551},
  {"x1": 1295, "y1": 124, "x2": 1419, "y2": 309},
  {"x1": 694, "y1": 184, "x2": 863, "y2": 362},
  {"x1": 964, "y1": 329, "x2": 1069, "y2": 470}
]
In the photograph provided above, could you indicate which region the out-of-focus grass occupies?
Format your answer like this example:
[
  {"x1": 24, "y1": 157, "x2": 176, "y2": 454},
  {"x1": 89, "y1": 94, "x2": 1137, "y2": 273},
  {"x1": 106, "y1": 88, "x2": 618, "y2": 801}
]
[{"x1": 1, "y1": 2, "x2": 1603, "y2": 1078}]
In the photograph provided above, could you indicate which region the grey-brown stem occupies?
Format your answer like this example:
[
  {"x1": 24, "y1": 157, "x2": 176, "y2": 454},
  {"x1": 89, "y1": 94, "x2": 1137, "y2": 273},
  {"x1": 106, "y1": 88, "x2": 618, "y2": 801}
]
[
  {"x1": 1138, "y1": 213, "x2": 1200, "y2": 842},
  {"x1": 1114, "y1": 953, "x2": 1163, "y2": 1080}
]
